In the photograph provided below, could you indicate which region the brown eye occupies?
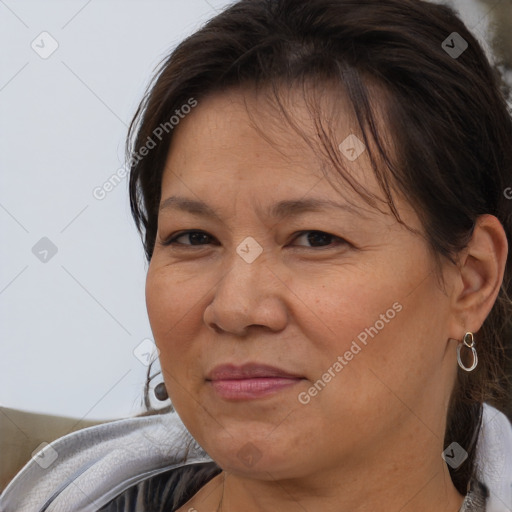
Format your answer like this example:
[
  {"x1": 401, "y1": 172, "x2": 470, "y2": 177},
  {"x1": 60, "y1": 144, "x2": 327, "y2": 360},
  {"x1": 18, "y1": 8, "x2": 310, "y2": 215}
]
[
  {"x1": 292, "y1": 231, "x2": 346, "y2": 248},
  {"x1": 162, "y1": 230, "x2": 215, "y2": 246}
]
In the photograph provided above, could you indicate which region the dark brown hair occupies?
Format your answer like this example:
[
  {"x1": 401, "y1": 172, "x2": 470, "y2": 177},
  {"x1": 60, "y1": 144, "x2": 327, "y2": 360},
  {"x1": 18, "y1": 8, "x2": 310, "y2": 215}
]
[{"x1": 127, "y1": 0, "x2": 512, "y2": 498}]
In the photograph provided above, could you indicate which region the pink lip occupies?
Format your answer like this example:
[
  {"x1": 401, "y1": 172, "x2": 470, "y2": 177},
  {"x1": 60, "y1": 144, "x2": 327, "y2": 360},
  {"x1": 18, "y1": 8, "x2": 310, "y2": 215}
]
[{"x1": 206, "y1": 363, "x2": 304, "y2": 400}]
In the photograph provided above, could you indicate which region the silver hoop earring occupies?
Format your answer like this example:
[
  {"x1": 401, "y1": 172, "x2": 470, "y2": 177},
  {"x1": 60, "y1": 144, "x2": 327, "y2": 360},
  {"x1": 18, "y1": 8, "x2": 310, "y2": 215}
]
[{"x1": 457, "y1": 332, "x2": 478, "y2": 372}]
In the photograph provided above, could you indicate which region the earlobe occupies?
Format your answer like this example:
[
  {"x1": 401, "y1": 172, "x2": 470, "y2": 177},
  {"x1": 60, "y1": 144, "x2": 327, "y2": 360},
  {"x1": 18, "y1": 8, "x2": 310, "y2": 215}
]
[{"x1": 452, "y1": 214, "x2": 508, "y2": 332}]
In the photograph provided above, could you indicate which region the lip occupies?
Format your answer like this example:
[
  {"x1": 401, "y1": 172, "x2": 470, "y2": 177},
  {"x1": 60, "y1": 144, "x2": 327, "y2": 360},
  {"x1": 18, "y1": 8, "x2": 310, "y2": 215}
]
[
  {"x1": 206, "y1": 363, "x2": 302, "y2": 381},
  {"x1": 206, "y1": 363, "x2": 304, "y2": 400}
]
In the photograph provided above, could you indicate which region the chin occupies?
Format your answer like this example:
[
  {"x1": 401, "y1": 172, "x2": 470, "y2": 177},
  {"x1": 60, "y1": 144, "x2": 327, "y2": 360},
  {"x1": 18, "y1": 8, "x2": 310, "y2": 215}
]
[
  {"x1": 201, "y1": 429, "x2": 309, "y2": 478},
  {"x1": 215, "y1": 450, "x2": 303, "y2": 480}
]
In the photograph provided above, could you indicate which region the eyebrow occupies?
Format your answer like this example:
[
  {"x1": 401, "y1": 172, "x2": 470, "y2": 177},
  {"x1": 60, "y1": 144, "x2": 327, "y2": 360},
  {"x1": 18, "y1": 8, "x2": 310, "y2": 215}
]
[{"x1": 158, "y1": 195, "x2": 369, "y2": 220}]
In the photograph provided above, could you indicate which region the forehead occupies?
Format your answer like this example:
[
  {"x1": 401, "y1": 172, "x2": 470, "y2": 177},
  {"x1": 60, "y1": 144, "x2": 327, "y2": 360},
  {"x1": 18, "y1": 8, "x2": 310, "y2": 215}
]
[
  {"x1": 157, "y1": 86, "x2": 423, "y2": 237},
  {"x1": 161, "y1": 84, "x2": 389, "y2": 205}
]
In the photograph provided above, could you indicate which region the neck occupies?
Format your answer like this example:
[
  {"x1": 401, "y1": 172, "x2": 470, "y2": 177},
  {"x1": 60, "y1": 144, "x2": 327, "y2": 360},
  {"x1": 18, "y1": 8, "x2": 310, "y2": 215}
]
[{"x1": 206, "y1": 447, "x2": 466, "y2": 512}]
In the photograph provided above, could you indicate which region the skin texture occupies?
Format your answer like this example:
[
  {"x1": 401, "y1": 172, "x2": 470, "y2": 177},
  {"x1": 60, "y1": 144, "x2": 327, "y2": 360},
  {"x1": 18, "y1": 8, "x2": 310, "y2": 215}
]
[{"x1": 145, "y1": 86, "x2": 507, "y2": 512}]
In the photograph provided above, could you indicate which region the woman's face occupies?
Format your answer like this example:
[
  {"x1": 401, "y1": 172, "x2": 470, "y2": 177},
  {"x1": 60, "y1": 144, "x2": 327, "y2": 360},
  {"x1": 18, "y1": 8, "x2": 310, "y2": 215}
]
[{"x1": 145, "y1": 87, "x2": 461, "y2": 480}]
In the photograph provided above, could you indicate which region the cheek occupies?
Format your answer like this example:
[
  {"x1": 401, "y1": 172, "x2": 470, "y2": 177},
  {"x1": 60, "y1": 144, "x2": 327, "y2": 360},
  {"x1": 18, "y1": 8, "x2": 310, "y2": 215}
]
[
  {"x1": 146, "y1": 270, "x2": 173, "y2": 346},
  {"x1": 297, "y1": 255, "x2": 442, "y2": 384},
  {"x1": 145, "y1": 273, "x2": 201, "y2": 414},
  {"x1": 296, "y1": 266, "x2": 397, "y2": 351},
  {"x1": 307, "y1": 269, "x2": 451, "y2": 418},
  {"x1": 145, "y1": 266, "x2": 204, "y2": 368},
  {"x1": 146, "y1": 262, "x2": 204, "y2": 332}
]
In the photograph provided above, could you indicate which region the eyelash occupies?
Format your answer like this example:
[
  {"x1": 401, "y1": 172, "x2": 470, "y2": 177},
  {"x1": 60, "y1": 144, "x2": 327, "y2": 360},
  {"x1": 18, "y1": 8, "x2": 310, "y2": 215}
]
[{"x1": 160, "y1": 230, "x2": 348, "y2": 250}]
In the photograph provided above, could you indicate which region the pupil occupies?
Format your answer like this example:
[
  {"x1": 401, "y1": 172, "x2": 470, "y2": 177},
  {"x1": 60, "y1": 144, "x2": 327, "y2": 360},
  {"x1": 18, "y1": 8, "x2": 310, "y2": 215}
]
[
  {"x1": 190, "y1": 232, "x2": 208, "y2": 245},
  {"x1": 308, "y1": 231, "x2": 331, "y2": 247}
]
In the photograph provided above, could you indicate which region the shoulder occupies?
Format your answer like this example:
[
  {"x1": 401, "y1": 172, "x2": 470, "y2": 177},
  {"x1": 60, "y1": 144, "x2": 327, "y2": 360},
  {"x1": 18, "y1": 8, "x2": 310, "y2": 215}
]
[
  {"x1": 0, "y1": 411, "x2": 215, "y2": 512},
  {"x1": 472, "y1": 402, "x2": 512, "y2": 511}
]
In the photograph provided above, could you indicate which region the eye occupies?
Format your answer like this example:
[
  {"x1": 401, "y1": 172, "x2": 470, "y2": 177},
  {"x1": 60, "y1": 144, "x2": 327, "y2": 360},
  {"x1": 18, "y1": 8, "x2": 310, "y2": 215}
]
[
  {"x1": 161, "y1": 230, "x2": 216, "y2": 247},
  {"x1": 160, "y1": 230, "x2": 347, "y2": 249},
  {"x1": 292, "y1": 230, "x2": 346, "y2": 248}
]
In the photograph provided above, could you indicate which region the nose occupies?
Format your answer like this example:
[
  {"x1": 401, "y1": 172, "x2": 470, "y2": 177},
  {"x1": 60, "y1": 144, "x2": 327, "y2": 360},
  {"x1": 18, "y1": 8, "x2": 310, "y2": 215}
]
[{"x1": 203, "y1": 246, "x2": 289, "y2": 336}]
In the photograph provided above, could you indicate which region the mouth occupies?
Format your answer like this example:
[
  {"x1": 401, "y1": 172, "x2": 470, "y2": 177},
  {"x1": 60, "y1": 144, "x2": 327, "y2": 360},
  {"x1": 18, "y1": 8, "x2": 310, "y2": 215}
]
[{"x1": 206, "y1": 363, "x2": 304, "y2": 400}]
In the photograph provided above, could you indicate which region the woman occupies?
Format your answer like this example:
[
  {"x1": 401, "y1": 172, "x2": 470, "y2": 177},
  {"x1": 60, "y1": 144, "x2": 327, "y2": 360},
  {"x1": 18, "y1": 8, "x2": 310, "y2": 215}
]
[{"x1": 1, "y1": 0, "x2": 511, "y2": 510}]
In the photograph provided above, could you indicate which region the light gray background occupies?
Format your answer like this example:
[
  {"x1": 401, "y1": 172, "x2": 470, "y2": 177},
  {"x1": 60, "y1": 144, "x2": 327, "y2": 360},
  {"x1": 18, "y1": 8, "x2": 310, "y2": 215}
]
[{"x1": 0, "y1": 0, "x2": 506, "y2": 420}]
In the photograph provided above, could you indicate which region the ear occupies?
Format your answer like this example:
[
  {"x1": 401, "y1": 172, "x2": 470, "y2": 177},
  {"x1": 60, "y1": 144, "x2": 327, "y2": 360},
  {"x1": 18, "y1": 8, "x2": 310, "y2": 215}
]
[{"x1": 449, "y1": 214, "x2": 508, "y2": 335}]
